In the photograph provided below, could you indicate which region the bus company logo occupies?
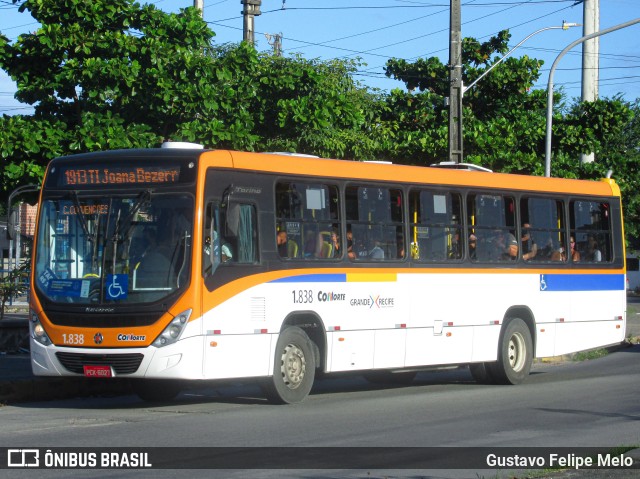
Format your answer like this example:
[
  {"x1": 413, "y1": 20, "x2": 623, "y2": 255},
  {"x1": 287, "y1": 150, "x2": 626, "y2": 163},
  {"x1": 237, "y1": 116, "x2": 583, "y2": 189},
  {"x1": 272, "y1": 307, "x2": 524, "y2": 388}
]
[
  {"x1": 317, "y1": 291, "x2": 346, "y2": 302},
  {"x1": 117, "y1": 333, "x2": 146, "y2": 342},
  {"x1": 350, "y1": 295, "x2": 395, "y2": 309},
  {"x1": 93, "y1": 333, "x2": 104, "y2": 345}
]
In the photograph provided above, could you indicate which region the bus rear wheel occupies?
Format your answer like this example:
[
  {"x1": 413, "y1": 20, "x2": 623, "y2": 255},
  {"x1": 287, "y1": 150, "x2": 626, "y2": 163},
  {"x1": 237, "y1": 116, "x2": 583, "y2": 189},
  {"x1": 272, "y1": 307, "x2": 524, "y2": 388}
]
[
  {"x1": 264, "y1": 326, "x2": 316, "y2": 404},
  {"x1": 469, "y1": 362, "x2": 497, "y2": 384},
  {"x1": 489, "y1": 318, "x2": 533, "y2": 385}
]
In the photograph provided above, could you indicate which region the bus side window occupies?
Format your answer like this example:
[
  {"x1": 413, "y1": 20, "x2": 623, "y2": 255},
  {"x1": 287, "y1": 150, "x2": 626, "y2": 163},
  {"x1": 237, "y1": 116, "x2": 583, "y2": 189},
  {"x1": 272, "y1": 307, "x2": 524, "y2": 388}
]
[
  {"x1": 203, "y1": 201, "x2": 242, "y2": 275},
  {"x1": 346, "y1": 185, "x2": 403, "y2": 262},
  {"x1": 275, "y1": 181, "x2": 340, "y2": 261},
  {"x1": 409, "y1": 189, "x2": 462, "y2": 262},
  {"x1": 570, "y1": 200, "x2": 612, "y2": 263},
  {"x1": 521, "y1": 197, "x2": 565, "y2": 263}
]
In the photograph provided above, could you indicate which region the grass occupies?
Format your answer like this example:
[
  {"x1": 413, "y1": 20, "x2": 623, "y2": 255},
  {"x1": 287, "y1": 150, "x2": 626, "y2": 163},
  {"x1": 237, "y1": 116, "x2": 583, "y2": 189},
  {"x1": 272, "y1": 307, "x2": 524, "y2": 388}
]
[{"x1": 572, "y1": 348, "x2": 610, "y2": 361}]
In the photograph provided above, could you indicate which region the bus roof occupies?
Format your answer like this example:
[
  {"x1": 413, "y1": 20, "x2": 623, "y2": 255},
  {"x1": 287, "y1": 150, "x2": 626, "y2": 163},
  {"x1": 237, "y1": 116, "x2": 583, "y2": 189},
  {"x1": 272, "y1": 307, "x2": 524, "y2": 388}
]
[
  {"x1": 47, "y1": 148, "x2": 619, "y2": 198},
  {"x1": 202, "y1": 150, "x2": 620, "y2": 198}
]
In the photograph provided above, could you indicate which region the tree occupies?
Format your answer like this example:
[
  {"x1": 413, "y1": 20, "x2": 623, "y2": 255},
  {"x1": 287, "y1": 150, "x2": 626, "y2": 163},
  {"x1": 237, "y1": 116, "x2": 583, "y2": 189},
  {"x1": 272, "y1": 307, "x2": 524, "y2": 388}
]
[
  {"x1": 0, "y1": 0, "x2": 260, "y2": 192},
  {"x1": 382, "y1": 30, "x2": 632, "y2": 176},
  {"x1": 383, "y1": 30, "x2": 550, "y2": 166},
  {"x1": 0, "y1": 261, "x2": 29, "y2": 319},
  {"x1": 247, "y1": 54, "x2": 378, "y2": 159},
  {"x1": 0, "y1": 0, "x2": 381, "y2": 195},
  {"x1": 557, "y1": 98, "x2": 640, "y2": 247}
]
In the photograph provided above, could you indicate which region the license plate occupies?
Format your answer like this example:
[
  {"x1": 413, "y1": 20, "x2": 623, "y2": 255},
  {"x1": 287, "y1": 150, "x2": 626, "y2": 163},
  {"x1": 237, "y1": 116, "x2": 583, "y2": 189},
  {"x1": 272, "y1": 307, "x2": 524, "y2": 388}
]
[{"x1": 83, "y1": 365, "x2": 114, "y2": 378}]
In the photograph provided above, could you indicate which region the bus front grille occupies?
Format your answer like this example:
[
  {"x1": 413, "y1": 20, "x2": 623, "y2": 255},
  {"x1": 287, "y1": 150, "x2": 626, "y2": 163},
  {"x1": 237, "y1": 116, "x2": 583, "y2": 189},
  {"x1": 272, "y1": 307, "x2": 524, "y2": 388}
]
[{"x1": 55, "y1": 352, "x2": 144, "y2": 375}]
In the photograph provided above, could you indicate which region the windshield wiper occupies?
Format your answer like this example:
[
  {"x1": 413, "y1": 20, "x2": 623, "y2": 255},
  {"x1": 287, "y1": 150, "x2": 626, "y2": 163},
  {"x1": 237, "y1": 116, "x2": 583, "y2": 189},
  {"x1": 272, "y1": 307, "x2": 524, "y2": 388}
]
[
  {"x1": 112, "y1": 190, "x2": 152, "y2": 242},
  {"x1": 109, "y1": 190, "x2": 152, "y2": 275},
  {"x1": 71, "y1": 191, "x2": 92, "y2": 240},
  {"x1": 71, "y1": 191, "x2": 102, "y2": 274}
]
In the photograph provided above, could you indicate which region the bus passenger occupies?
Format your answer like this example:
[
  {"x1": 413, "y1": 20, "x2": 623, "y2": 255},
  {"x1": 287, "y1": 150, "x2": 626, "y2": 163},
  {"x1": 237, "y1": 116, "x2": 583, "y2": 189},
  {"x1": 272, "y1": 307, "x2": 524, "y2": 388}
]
[
  {"x1": 586, "y1": 235, "x2": 602, "y2": 262},
  {"x1": 469, "y1": 234, "x2": 477, "y2": 260},
  {"x1": 346, "y1": 228, "x2": 356, "y2": 259},
  {"x1": 569, "y1": 236, "x2": 581, "y2": 262},
  {"x1": 221, "y1": 243, "x2": 233, "y2": 263},
  {"x1": 369, "y1": 239, "x2": 384, "y2": 260},
  {"x1": 331, "y1": 229, "x2": 341, "y2": 258},
  {"x1": 521, "y1": 224, "x2": 537, "y2": 261},
  {"x1": 303, "y1": 229, "x2": 322, "y2": 258},
  {"x1": 277, "y1": 230, "x2": 288, "y2": 257},
  {"x1": 135, "y1": 228, "x2": 175, "y2": 287},
  {"x1": 559, "y1": 237, "x2": 580, "y2": 262},
  {"x1": 503, "y1": 233, "x2": 518, "y2": 261}
]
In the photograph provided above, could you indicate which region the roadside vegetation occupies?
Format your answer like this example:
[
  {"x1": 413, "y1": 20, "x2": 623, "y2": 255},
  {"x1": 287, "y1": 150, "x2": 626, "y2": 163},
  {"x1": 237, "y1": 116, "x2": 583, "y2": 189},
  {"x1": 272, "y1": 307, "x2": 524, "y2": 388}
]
[{"x1": 1, "y1": 0, "x2": 639, "y2": 246}]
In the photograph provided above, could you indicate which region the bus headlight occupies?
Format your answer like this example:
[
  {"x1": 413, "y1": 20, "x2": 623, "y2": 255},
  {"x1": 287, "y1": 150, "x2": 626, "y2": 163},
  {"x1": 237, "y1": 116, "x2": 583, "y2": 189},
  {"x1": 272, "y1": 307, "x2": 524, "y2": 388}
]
[
  {"x1": 30, "y1": 311, "x2": 52, "y2": 346},
  {"x1": 153, "y1": 309, "x2": 191, "y2": 348}
]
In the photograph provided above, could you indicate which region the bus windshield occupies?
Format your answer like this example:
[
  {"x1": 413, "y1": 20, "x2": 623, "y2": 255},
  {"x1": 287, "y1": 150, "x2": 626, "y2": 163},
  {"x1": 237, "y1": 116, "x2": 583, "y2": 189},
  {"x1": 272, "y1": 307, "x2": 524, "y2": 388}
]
[{"x1": 34, "y1": 192, "x2": 193, "y2": 305}]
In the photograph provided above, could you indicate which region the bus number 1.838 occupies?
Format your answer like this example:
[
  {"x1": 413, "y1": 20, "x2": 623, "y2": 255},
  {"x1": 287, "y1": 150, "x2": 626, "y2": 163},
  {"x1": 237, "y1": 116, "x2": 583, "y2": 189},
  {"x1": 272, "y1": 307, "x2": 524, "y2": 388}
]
[{"x1": 292, "y1": 290, "x2": 313, "y2": 304}]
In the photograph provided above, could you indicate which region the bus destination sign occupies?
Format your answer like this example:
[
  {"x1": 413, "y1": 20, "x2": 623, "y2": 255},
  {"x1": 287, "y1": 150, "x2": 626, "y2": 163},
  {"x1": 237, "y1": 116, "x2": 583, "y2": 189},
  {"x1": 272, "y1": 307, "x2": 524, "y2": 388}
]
[{"x1": 61, "y1": 166, "x2": 181, "y2": 186}]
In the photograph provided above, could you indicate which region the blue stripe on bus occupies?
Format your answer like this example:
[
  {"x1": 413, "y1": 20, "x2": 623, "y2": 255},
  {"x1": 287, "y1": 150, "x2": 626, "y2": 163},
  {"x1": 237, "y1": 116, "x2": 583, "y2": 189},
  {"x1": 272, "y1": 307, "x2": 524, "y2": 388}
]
[
  {"x1": 540, "y1": 273, "x2": 624, "y2": 291},
  {"x1": 270, "y1": 274, "x2": 347, "y2": 283}
]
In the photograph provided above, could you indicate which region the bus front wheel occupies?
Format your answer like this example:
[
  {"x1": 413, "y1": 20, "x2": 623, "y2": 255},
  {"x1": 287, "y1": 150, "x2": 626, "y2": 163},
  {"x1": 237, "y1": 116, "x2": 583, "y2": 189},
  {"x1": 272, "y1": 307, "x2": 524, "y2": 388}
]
[
  {"x1": 490, "y1": 318, "x2": 533, "y2": 385},
  {"x1": 264, "y1": 326, "x2": 316, "y2": 404}
]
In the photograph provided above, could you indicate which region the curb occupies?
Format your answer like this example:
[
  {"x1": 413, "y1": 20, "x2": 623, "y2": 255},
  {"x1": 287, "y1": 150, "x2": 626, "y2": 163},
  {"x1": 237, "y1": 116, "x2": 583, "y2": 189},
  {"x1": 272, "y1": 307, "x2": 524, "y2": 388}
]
[{"x1": 537, "y1": 338, "x2": 639, "y2": 364}]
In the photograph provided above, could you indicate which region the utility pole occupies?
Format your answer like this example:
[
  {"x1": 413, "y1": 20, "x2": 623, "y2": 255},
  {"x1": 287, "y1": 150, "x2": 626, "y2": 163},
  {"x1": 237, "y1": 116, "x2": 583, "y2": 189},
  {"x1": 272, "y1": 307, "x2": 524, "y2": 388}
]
[
  {"x1": 241, "y1": 0, "x2": 262, "y2": 45},
  {"x1": 448, "y1": 0, "x2": 463, "y2": 163},
  {"x1": 581, "y1": 0, "x2": 599, "y2": 164},
  {"x1": 194, "y1": 0, "x2": 203, "y2": 17},
  {"x1": 265, "y1": 33, "x2": 283, "y2": 56}
]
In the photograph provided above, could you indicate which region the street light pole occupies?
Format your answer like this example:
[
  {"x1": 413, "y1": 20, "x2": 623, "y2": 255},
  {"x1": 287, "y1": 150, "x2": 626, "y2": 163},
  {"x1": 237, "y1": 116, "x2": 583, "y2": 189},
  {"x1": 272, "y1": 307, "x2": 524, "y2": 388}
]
[
  {"x1": 450, "y1": 21, "x2": 579, "y2": 165},
  {"x1": 463, "y1": 23, "x2": 579, "y2": 95},
  {"x1": 544, "y1": 18, "x2": 640, "y2": 177}
]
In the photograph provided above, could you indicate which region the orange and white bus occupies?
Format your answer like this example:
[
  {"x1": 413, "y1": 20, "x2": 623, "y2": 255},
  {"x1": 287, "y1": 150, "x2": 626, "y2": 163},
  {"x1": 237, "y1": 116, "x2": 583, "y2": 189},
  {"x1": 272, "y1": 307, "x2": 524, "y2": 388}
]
[{"x1": 29, "y1": 144, "x2": 627, "y2": 403}]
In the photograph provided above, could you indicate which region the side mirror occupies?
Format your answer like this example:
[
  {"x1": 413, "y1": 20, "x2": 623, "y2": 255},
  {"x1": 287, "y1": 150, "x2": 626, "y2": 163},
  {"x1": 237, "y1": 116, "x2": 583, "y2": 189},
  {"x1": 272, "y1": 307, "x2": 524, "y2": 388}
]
[
  {"x1": 225, "y1": 202, "x2": 240, "y2": 238},
  {"x1": 7, "y1": 210, "x2": 18, "y2": 240}
]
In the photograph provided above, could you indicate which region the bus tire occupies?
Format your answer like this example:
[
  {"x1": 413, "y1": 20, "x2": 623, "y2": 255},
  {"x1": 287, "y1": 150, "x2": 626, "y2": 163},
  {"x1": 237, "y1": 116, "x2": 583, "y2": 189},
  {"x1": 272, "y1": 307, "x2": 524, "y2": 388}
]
[
  {"x1": 469, "y1": 362, "x2": 497, "y2": 385},
  {"x1": 264, "y1": 326, "x2": 316, "y2": 404},
  {"x1": 490, "y1": 318, "x2": 533, "y2": 385},
  {"x1": 132, "y1": 379, "x2": 181, "y2": 402}
]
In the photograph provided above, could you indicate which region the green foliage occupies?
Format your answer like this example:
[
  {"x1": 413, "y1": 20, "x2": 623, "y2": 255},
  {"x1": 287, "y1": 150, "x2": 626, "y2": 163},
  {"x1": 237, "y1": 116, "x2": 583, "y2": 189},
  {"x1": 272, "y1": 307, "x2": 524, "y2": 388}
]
[
  {"x1": 0, "y1": 1, "x2": 639, "y2": 247},
  {"x1": 572, "y1": 348, "x2": 609, "y2": 361},
  {"x1": 0, "y1": 0, "x2": 377, "y2": 191},
  {"x1": 0, "y1": 261, "x2": 29, "y2": 320}
]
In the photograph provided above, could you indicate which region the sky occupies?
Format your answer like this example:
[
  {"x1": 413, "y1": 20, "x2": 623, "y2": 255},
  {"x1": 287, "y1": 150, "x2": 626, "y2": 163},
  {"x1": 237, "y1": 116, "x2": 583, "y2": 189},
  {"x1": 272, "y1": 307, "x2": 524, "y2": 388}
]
[{"x1": 1, "y1": 0, "x2": 639, "y2": 116}]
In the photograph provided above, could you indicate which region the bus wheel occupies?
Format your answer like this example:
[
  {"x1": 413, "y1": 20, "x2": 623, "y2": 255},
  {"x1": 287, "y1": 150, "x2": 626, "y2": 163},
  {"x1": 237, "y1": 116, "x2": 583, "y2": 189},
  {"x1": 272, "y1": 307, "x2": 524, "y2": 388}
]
[
  {"x1": 264, "y1": 327, "x2": 316, "y2": 404},
  {"x1": 490, "y1": 318, "x2": 533, "y2": 385},
  {"x1": 469, "y1": 362, "x2": 496, "y2": 384},
  {"x1": 132, "y1": 379, "x2": 181, "y2": 402}
]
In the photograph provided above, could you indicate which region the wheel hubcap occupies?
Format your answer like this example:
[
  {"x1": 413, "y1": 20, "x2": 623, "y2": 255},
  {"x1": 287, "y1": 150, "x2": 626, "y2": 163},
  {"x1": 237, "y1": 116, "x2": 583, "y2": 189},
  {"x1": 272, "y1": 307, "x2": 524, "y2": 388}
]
[
  {"x1": 280, "y1": 343, "x2": 306, "y2": 390},
  {"x1": 508, "y1": 332, "x2": 526, "y2": 372}
]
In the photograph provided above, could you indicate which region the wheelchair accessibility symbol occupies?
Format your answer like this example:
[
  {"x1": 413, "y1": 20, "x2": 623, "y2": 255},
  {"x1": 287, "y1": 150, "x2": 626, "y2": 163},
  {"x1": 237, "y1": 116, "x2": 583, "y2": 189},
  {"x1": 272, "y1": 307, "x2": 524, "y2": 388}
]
[
  {"x1": 540, "y1": 274, "x2": 547, "y2": 291},
  {"x1": 107, "y1": 274, "x2": 128, "y2": 300}
]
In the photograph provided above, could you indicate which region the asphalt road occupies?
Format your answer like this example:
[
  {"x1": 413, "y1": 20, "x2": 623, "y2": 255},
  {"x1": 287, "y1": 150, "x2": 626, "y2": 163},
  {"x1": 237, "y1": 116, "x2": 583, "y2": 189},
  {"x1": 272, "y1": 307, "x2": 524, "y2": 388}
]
[
  {"x1": 0, "y1": 298, "x2": 638, "y2": 478},
  {"x1": 0, "y1": 343, "x2": 638, "y2": 479}
]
